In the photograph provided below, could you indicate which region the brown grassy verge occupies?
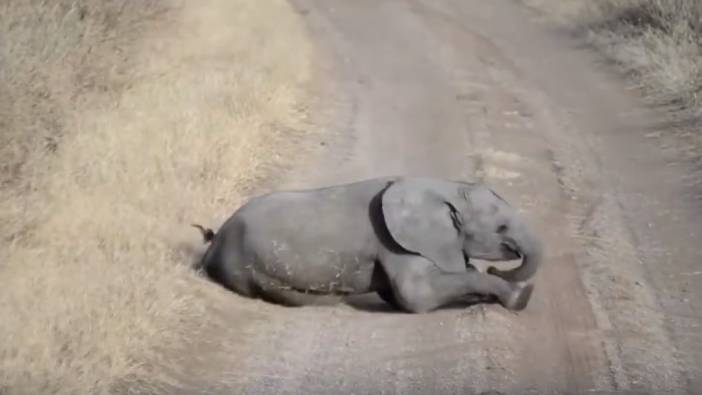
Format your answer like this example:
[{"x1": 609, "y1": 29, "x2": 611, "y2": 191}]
[
  {"x1": 0, "y1": 0, "x2": 313, "y2": 394},
  {"x1": 523, "y1": 0, "x2": 702, "y2": 118}
]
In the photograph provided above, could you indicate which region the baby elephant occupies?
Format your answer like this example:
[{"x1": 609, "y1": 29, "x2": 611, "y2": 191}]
[{"x1": 194, "y1": 176, "x2": 542, "y2": 313}]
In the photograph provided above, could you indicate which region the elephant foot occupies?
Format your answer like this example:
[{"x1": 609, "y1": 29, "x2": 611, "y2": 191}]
[{"x1": 502, "y1": 282, "x2": 534, "y2": 311}]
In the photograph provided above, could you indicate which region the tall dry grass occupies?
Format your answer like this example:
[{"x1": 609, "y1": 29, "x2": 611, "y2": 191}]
[
  {"x1": 0, "y1": 0, "x2": 313, "y2": 394},
  {"x1": 523, "y1": 0, "x2": 702, "y2": 117},
  {"x1": 587, "y1": 0, "x2": 702, "y2": 113}
]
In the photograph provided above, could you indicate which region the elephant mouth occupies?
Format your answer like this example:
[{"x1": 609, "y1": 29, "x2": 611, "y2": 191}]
[{"x1": 501, "y1": 242, "x2": 522, "y2": 259}]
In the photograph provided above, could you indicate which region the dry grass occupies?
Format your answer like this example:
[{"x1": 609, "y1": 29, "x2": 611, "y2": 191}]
[
  {"x1": 0, "y1": 0, "x2": 313, "y2": 394},
  {"x1": 523, "y1": 0, "x2": 702, "y2": 117}
]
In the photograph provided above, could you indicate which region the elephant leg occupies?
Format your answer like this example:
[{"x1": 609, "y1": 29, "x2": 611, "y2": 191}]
[
  {"x1": 256, "y1": 286, "x2": 344, "y2": 307},
  {"x1": 378, "y1": 264, "x2": 491, "y2": 309},
  {"x1": 245, "y1": 270, "x2": 343, "y2": 306},
  {"x1": 380, "y1": 254, "x2": 533, "y2": 313},
  {"x1": 377, "y1": 288, "x2": 401, "y2": 310}
]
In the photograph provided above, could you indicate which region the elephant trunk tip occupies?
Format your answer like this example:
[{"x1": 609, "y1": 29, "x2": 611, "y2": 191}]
[{"x1": 192, "y1": 224, "x2": 215, "y2": 243}]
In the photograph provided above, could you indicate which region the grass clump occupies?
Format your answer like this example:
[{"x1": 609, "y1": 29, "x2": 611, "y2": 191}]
[
  {"x1": 0, "y1": 0, "x2": 313, "y2": 394},
  {"x1": 586, "y1": 0, "x2": 702, "y2": 113}
]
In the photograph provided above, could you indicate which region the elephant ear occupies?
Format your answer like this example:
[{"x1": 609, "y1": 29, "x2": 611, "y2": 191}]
[{"x1": 381, "y1": 179, "x2": 466, "y2": 273}]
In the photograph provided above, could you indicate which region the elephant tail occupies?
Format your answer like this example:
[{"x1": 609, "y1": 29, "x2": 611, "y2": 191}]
[{"x1": 191, "y1": 223, "x2": 215, "y2": 243}]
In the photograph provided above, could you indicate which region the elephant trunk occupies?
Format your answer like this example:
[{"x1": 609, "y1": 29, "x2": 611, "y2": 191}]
[{"x1": 489, "y1": 228, "x2": 543, "y2": 282}]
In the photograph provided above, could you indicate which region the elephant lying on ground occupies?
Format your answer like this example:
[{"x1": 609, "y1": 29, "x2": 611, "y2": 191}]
[{"x1": 193, "y1": 176, "x2": 542, "y2": 313}]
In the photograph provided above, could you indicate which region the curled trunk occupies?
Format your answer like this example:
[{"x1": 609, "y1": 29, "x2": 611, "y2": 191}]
[{"x1": 489, "y1": 228, "x2": 543, "y2": 282}]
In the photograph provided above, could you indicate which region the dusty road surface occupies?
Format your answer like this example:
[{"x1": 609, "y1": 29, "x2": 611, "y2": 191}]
[{"x1": 184, "y1": 1, "x2": 702, "y2": 394}]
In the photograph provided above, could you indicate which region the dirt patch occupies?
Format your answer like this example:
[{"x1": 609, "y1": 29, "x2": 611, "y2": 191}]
[{"x1": 0, "y1": 0, "x2": 314, "y2": 394}]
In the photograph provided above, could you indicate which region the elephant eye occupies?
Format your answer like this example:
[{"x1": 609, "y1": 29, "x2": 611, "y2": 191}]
[{"x1": 496, "y1": 224, "x2": 508, "y2": 234}]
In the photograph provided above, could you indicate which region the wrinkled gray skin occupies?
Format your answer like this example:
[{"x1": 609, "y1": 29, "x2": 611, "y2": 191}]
[{"x1": 195, "y1": 176, "x2": 543, "y2": 313}]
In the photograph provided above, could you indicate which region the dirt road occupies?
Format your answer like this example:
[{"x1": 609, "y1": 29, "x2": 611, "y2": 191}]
[{"x1": 186, "y1": 1, "x2": 702, "y2": 394}]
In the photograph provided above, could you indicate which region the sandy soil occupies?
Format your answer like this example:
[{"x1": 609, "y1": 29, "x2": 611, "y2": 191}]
[{"x1": 183, "y1": 1, "x2": 702, "y2": 394}]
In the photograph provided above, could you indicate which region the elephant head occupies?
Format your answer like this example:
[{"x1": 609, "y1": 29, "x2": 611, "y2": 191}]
[{"x1": 381, "y1": 178, "x2": 543, "y2": 282}]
